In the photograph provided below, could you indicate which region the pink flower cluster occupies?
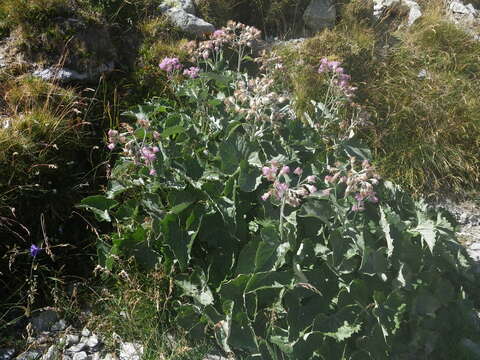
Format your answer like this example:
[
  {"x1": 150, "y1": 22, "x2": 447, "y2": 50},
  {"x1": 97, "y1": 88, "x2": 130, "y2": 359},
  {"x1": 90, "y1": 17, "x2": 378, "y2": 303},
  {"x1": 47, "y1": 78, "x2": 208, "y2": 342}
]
[
  {"x1": 189, "y1": 21, "x2": 261, "y2": 61},
  {"x1": 107, "y1": 129, "x2": 126, "y2": 150},
  {"x1": 324, "y1": 157, "x2": 380, "y2": 212},
  {"x1": 224, "y1": 77, "x2": 288, "y2": 124},
  {"x1": 318, "y1": 58, "x2": 357, "y2": 100},
  {"x1": 183, "y1": 66, "x2": 200, "y2": 79},
  {"x1": 159, "y1": 57, "x2": 183, "y2": 73},
  {"x1": 260, "y1": 160, "x2": 319, "y2": 207},
  {"x1": 105, "y1": 123, "x2": 159, "y2": 176}
]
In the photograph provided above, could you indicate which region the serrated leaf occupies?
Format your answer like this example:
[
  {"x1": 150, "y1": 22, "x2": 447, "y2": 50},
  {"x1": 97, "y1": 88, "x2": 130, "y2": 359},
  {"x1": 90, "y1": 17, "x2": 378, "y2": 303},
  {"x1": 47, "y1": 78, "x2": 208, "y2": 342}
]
[{"x1": 415, "y1": 220, "x2": 437, "y2": 253}]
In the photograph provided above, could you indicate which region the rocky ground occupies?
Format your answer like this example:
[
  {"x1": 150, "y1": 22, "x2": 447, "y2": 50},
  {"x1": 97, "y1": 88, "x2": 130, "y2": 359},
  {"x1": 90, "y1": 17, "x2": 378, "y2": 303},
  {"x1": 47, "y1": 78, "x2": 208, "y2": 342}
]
[{"x1": 0, "y1": 309, "x2": 227, "y2": 360}]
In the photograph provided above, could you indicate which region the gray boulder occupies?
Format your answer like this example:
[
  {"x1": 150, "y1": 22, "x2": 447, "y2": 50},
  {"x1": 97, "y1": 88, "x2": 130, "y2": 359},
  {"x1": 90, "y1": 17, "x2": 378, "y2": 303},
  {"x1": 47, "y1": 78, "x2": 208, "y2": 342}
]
[
  {"x1": 164, "y1": 7, "x2": 214, "y2": 35},
  {"x1": 30, "y1": 310, "x2": 59, "y2": 333},
  {"x1": 303, "y1": 0, "x2": 336, "y2": 33}
]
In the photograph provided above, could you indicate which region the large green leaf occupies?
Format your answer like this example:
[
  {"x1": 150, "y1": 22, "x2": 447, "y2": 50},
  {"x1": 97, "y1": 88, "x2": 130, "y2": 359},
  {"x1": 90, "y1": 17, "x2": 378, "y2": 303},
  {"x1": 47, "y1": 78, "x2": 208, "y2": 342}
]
[
  {"x1": 78, "y1": 195, "x2": 118, "y2": 222},
  {"x1": 161, "y1": 213, "x2": 193, "y2": 271}
]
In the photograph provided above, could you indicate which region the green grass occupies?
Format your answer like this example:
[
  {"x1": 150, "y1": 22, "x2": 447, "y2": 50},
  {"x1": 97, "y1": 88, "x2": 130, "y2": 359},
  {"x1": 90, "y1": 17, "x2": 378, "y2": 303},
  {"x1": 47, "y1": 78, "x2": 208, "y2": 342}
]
[
  {"x1": 88, "y1": 260, "x2": 215, "y2": 359},
  {"x1": 278, "y1": 0, "x2": 480, "y2": 197}
]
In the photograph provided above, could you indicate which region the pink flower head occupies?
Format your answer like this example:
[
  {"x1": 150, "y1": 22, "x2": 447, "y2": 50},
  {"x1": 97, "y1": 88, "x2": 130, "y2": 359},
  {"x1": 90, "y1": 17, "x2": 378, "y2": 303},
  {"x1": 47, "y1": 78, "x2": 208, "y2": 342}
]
[
  {"x1": 107, "y1": 143, "x2": 115, "y2": 150},
  {"x1": 159, "y1": 57, "x2": 183, "y2": 73},
  {"x1": 108, "y1": 129, "x2": 118, "y2": 137},
  {"x1": 305, "y1": 185, "x2": 317, "y2": 194},
  {"x1": 262, "y1": 166, "x2": 278, "y2": 182},
  {"x1": 274, "y1": 182, "x2": 289, "y2": 198},
  {"x1": 279, "y1": 166, "x2": 290, "y2": 175},
  {"x1": 183, "y1": 66, "x2": 200, "y2": 79},
  {"x1": 149, "y1": 169, "x2": 157, "y2": 176},
  {"x1": 306, "y1": 175, "x2": 316, "y2": 184},
  {"x1": 153, "y1": 131, "x2": 161, "y2": 140},
  {"x1": 212, "y1": 29, "x2": 226, "y2": 38},
  {"x1": 261, "y1": 192, "x2": 270, "y2": 201},
  {"x1": 324, "y1": 175, "x2": 333, "y2": 183},
  {"x1": 293, "y1": 167, "x2": 303, "y2": 176}
]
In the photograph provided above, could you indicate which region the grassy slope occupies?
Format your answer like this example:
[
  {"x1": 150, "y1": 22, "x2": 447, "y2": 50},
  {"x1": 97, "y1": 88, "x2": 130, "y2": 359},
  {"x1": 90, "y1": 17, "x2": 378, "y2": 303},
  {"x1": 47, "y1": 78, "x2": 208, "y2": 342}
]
[{"x1": 280, "y1": 0, "x2": 480, "y2": 197}]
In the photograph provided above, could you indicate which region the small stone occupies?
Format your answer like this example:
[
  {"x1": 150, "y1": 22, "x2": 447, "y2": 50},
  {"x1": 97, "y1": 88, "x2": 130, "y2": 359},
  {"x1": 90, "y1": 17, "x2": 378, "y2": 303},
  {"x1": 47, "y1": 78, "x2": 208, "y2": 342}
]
[
  {"x1": 41, "y1": 346, "x2": 59, "y2": 360},
  {"x1": 15, "y1": 350, "x2": 42, "y2": 360},
  {"x1": 119, "y1": 342, "x2": 143, "y2": 360},
  {"x1": 72, "y1": 352, "x2": 88, "y2": 360},
  {"x1": 64, "y1": 335, "x2": 80, "y2": 347},
  {"x1": 67, "y1": 343, "x2": 86, "y2": 353},
  {"x1": 164, "y1": 8, "x2": 214, "y2": 35},
  {"x1": 81, "y1": 328, "x2": 91, "y2": 337},
  {"x1": 51, "y1": 319, "x2": 67, "y2": 332},
  {"x1": 30, "y1": 311, "x2": 60, "y2": 333},
  {"x1": 0, "y1": 349, "x2": 15, "y2": 360},
  {"x1": 90, "y1": 354, "x2": 100, "y2": 360},
  {"x1": 86, "y1": 335, "x2": 100, "y2": 349},
  {"x1": 202, "y1": 355, "x2": 228, "y2": 360}
]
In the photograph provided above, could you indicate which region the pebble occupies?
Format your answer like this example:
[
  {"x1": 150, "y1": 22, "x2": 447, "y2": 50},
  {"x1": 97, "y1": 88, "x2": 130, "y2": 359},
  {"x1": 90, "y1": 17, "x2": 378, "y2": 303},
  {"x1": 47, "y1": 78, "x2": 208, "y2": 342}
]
[
  {"x1": 81, "y1": 328, "x2": 91, "y2": 337},
  {"x1": 64, "y1": 335, "x2": 80, "y2": 347},
  {"x1": 72, "y1": 352, "x2": 88, "y2": 360},
  {"x1": 0, "y1": 349, "x2": 15, "y2": 360}
]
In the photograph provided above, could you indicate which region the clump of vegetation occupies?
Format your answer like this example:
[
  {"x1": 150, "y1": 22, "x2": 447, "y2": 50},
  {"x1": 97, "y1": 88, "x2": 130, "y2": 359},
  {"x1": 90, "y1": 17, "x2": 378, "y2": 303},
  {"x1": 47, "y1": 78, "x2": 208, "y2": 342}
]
[
  {"x1": 81, "y1": 23, "x2": 480, "y2": 359},
  {"x1": 279, "y1": 0, "x2": 480, "y2": 196},
  {"x1": 88, "y1": 259, "x2": 214, "y2": 359}
]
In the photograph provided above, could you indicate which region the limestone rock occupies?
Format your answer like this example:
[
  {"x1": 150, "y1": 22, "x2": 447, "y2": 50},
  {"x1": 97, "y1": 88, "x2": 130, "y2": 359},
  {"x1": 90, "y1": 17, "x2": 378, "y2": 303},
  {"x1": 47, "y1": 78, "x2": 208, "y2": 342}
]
[
  {"x1": 119, "y1": 343, "x2": 143, "y2": 360},
  {"x1": 72, "y1": 352, "x2": 87, "y2": 360},
  {"x1": 164, "y1": 7, "x2": 215, "y2": 35},
  {"x1": 373, "y1": 0, "x2": 422, "y2": 26},
  {"x1": 303, "y1": 0, "x2": 336, "y2": 33}
]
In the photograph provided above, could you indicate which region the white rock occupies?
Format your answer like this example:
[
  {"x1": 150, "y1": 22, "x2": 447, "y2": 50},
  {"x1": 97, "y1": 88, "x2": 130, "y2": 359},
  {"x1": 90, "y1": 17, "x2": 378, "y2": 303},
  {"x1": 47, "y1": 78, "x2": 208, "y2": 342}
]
[
  {"x1": 86, "y1": 335, "x2": 100, "y2": 349},
  {"x1": 64, "y1": 335, "x2": 80, "y2": 347},
  {"x1": 90, "y1": 353, "x2": 101, "y2": 360},
  {"x1": 373, "y1": 0, "x2": 422, "y2": 26},
  {"x1": 203, "y1": 355, "x2": 229, "y2": 360},
  {"x1": 119, "y1": 343, "x2": 143, "y2": 360},
  {"x1": 72, "y1": 352, "x2": 88, "y2": 360},
  {"x1": 41, "y1": 346, "x2": 58, "y2": 360},
  {"x1": 303, "y1": 0, "x2": 336, "y2": 32},
  {"x1": 67, "y1": 343, "x2": 86, "y2": 353},
  {"x1": 450, "y1": 0, "x2": 476, "y2": 14},
  {"x1": 81, "y1": 328, "x2": 91, "y2": 337}
]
